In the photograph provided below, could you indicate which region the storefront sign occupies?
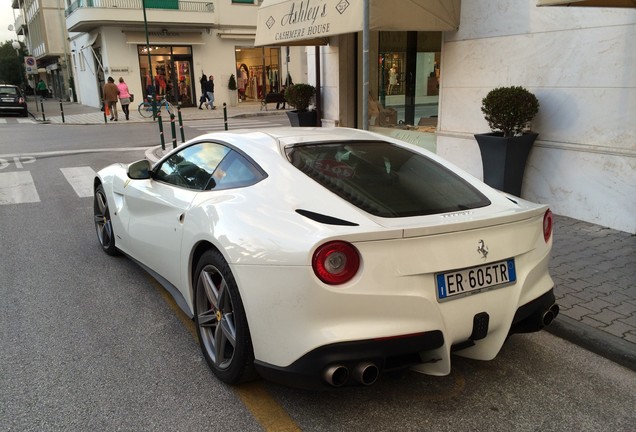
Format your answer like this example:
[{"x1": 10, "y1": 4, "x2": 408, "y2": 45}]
[
  {"x1": 255, "y1": 0, "x2": 362, "y2": 46},
  {"x1": 106, "y1": 67, "x2": 130, "y2": 74},
  {"x1": 255, "y1": 0, "x2": 461, "y2": 47}
]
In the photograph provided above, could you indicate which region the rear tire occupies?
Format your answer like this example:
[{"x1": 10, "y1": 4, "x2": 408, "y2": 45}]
[
  {"x1": 138, "y1": 102, "x2": 153, "y2": 118},
  {"x1": 194, "y1": 249, "x2": 256, "y2": 384},
  {"x1": 93, "y1": 184, "x2": 119, "y2": 256}
]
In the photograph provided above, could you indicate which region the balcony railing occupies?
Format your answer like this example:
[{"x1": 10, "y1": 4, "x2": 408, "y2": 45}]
[{"x1": 66, "y1": 0, "x2": 214, "y2": 17}]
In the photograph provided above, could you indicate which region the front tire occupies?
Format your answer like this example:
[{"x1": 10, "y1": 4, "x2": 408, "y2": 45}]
[
  {"x1": 194, "y1": 250, "x2": 256, "y2": 384},
  {"x1": 93, "y1": 184, "x2": 119, "y2": 256}
]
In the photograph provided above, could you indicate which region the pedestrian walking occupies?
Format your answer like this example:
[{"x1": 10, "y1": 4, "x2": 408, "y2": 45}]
[
  {"x1": 36, "y1": 78, "x2": 48, "y2": 100},
  {"x1": 103, "y1": 76, "x2": 120, "y2": 121},
  {"x1": 117, "y1": 77, "x2": 132, "y2": 120},
  {"x1": 206, "y1": 74, "x2": 216, "y2": 109},
  {"x1": 198, "y1": 74, "x2": 209, "y2": 109}
]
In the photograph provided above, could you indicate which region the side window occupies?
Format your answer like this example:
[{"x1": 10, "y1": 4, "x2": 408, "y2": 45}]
[
  {"x1": 154, "y1": 142, "x2": 230, "y2": 190},
  {"x1": 209, "y1": 150, "x2": 264, "y2": 190}
]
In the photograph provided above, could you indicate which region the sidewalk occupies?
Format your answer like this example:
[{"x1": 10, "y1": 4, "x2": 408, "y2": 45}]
[
  {"x1": 26, "y1": 97, "x2": 281, "y2": 125},
  {"x1": 28, "y1": 98, "x2": 636, "y2": 371}
]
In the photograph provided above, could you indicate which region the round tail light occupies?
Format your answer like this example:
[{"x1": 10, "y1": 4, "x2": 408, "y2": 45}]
[
  {"x1": 312, "y1": 241, "x2": 360, "y2": 285},
  {"x1": 543, "y1": 209, "x2": 553, "y2": 242}
]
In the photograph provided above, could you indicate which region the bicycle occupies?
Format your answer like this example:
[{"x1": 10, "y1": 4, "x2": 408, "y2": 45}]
[{"x1": 138, "y1": 95, "x2": 174, "y2": 118}]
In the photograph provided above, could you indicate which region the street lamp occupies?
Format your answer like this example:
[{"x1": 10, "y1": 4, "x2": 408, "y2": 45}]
[{"x1": 11, "y1": 40, "x2": 25, "y2": 92}]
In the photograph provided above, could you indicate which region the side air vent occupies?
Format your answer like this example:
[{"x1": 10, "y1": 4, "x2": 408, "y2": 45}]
[{"x1": 295, "y1": 209, "x2": 359, "y2": 226}]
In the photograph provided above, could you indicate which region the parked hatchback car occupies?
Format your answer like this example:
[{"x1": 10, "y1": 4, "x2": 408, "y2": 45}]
[
  {"x1": 94, "y1": 128, "x2": 558, "y2": 389},
  {"x1": 0, "y1": 84, "x2": 28, "y2": 117}
]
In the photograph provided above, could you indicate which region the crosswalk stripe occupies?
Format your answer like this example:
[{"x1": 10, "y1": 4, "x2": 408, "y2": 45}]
[
  {"x1": 60, "y1": 167, "x2": 96, "y2": 198},
  {"x1": 17, "y1": 118, "x2": 35, "y2": 124},
  {"x1": 0, "y1": 171, "x2": 40, "y2": 205},
  {"x1": 0, "y1": 119, "x2": 6, "y2": 124}
]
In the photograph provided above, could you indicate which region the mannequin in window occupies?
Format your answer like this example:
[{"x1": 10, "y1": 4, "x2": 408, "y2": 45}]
[{"x1": 388, "y1": 64, "x2": 397, "y2": 95}]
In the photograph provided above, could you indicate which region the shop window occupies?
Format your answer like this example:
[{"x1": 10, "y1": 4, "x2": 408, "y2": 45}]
[{"x1": 373, "y1": 31, "x2": 441, "y2": 133}]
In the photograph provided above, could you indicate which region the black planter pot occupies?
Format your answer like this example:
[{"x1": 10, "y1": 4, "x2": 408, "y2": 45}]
[
  {"x1": 286, "y1": 110, "x2": 318, "y2": 127},
  {"x1": 474, "y1": 132, "x2": 538, "y2": 197}
]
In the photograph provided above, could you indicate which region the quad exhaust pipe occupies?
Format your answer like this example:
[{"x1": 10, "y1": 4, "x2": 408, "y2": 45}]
[
  {"x1": 323, "y1": 362, "x2": 380, "y2": 387},
  {"x1": 542, "y1": 304, "x2": 560, "y2": 327},
  {"x1": 323, "y1": 365, "x2": 349, "y2": 387},
  {"x1": 352, "y1": 362, "x2": 379, "y2": 386}
]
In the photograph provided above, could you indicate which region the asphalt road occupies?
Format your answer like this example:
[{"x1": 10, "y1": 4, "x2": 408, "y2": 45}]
[{"x1": 1, "y1": 120, "x2": 634, "y2": 431}]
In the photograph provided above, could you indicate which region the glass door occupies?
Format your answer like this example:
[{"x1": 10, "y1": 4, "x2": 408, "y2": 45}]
[{"x1": 173, "y1": 56, "x2": 194, "y2": 107}]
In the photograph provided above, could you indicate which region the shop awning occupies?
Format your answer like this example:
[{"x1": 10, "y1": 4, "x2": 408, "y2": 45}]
[
  {"x1": 537, "y1": 0, "x2": 636, "y2": 6},
  {"x1": 254, "y1": 0, "x2": 461, "y2": 47},
  {"x1": 123, "y1": 31, "x2": 205, "y2": 45}
]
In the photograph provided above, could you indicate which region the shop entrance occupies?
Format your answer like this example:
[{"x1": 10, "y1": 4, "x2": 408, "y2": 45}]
[
  {"x1": 376, "y1": 31, "x2": 441, "y2": 131},
  {"x1": 138, "y1": 46, "x2": 195, "y2": 107},
  {"x1": 234, "y1": 47, "x2": 281, "y2": 102}
]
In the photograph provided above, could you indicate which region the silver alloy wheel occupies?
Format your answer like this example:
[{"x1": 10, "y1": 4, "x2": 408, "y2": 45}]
[
  {"x1": 94, "y1": 188, "x2": 114, "y2": 251},
  {"x1": 197, "y1": 264, "x2": 237, "y2": 370}
]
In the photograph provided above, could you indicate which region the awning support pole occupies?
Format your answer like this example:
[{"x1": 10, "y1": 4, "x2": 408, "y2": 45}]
[
  {"x1": 362, "y1": 0, "x2": 369, "y2": 130},
  {"x1": 315, "y1": 45, "x2": 321, "y2": 126}
]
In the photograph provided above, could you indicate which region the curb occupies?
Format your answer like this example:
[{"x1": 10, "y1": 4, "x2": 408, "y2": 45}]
[{"x1": 545, "y1": 315, "x2": 636, "y2": 372}]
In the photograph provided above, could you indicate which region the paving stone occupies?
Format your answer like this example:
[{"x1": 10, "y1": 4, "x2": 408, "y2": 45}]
[
  {"x1": 602, "y1": 321, "x2": 633, "y2": 338},
  {"x1": 556, "y1": 293, "x2": 584, "y2": 309},
  {"x1": 617, "y1": 314, "x2": 636, "y2": 327},
  {"x1": 588, "y1": 309, "x2": 628, "y2": 326},
  {"x1": 571, "y1": 289, "x2": 604, "y2": 302},
  {"x1": 561, "y1": 304, "x2": 594, "y2": 321},
  {"x1": 608, "y1": 302, "x2": 636, "y2": 316},
  {"x1": 579, "y1": 315, "x2": 608, "y2": 330},
  {"x1": 597, "y1": 292, "x2": 633, "y2": 306},
  {"x1": 624, "y1": 332, "x2": 636, "y2": 344},
  {"x1": 590, "y1": 282, "x2": 623, "y2": 295},
  {"x1": 579, "y1": 298, "x2": 615, "y2": 313}
]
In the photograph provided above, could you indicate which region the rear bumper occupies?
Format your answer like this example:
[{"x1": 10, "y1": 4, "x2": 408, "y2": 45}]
[
  {"x1": 0, "y1": 105, "x2": 28, "y2": 114},
  {"x1": 253, "y1": 288, "x2": 557, "y2": 389},
  {"x1": 254, "y1": 330, "x2": 444, "y2": 390}
]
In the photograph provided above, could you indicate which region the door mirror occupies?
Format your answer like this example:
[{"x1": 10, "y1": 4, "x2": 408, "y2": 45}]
[{"x1": 128, "y1": 159, "x2": 152, "y2": 179}]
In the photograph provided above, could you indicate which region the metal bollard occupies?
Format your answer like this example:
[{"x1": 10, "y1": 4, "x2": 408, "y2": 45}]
[
  {"x1": 59, "y1": 100, "x2": 65, "y2": 123},
  {"x1": 177, "y1": 104, "x2": 185, "y2": 143},
  {"x1": 40, "y1": 101, "x2": 46, "y2": 122},
  {"x1": 170, "y1": 113, "x2": 177, "y2": 149},
  {"x1": 223, "y1": 103, "x2": 228, "y2": 131},
  {"x1": 157, "y1": 109, "x2": 165, "y2": 150}
]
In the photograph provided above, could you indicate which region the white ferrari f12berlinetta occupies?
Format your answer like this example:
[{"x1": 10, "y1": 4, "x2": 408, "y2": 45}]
[{"x1": 94, "y1": 127, "x2": 557, "y2": 389}]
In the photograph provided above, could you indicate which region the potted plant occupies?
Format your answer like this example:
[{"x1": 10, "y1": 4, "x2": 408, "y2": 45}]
[
  {"x1": 228, "y1": 74, "x2": 238, "y2": 107},
  {"x1": 474, "y1": 86, "x2": 540, "y2": 196},
  {"x1": 284, "y1": 83, "x2": 317, "y2": 127}
]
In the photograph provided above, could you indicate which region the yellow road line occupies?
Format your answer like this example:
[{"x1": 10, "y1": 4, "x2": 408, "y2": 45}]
[{"x1": 146, "y1": 275, "x2": 301, "y2": 431}]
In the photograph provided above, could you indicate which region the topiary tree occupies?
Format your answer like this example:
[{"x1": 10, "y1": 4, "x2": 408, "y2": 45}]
[
  {"x1": 284, "y1": 83, "x2": 315, "y2": 112},
  {"x1": 481, "y1": 86, "x2": 539, "y2": 137}
]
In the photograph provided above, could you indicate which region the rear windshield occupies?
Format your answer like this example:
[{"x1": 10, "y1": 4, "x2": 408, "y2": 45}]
[
  {"x1": 0, "y1": 87, "x2": 19, "y2": 96},
  {"x1": 286, "y1": 141, "x2": 490, "y2": 218}
]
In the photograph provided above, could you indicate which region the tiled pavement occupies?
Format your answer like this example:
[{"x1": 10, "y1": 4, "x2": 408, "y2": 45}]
[
  {"x1": 16, "y1": 98, "x2": 636, "y2": 372},
  {"x1": 548, "y1": 215, "x2": 636, "y2": 370}
]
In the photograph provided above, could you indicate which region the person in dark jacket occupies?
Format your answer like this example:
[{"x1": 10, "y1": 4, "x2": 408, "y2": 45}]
[
  {"x1": 205, "y1": 75, "x2": 215, "y2": 109},
  {"x1": 198, "y1": 74, "x2": 209, "y2": 109}
]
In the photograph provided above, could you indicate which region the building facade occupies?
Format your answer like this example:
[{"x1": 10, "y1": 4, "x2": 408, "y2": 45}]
[
  {"x1": 64, "y1": 0, "x2": 305, "y2": 109},
  {"x1": 289, "y1": 0, "x2": 634, "y2": 233},
  {"x1": 12, "y1": 0, "x2": 74, "y2": 100}
]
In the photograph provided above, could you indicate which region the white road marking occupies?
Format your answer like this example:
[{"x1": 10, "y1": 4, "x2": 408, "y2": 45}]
[
  {"x1": 60, "y1": 167, "x2": 96, "y2": 198},
  {"x1": 0, "y1": 171, "x2": 40, "y2": 204}
]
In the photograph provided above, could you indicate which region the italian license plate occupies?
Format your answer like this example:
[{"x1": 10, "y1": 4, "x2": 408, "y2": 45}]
[{"x1": 436, "y1": 259, "x2": 516, "y2": 301}]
